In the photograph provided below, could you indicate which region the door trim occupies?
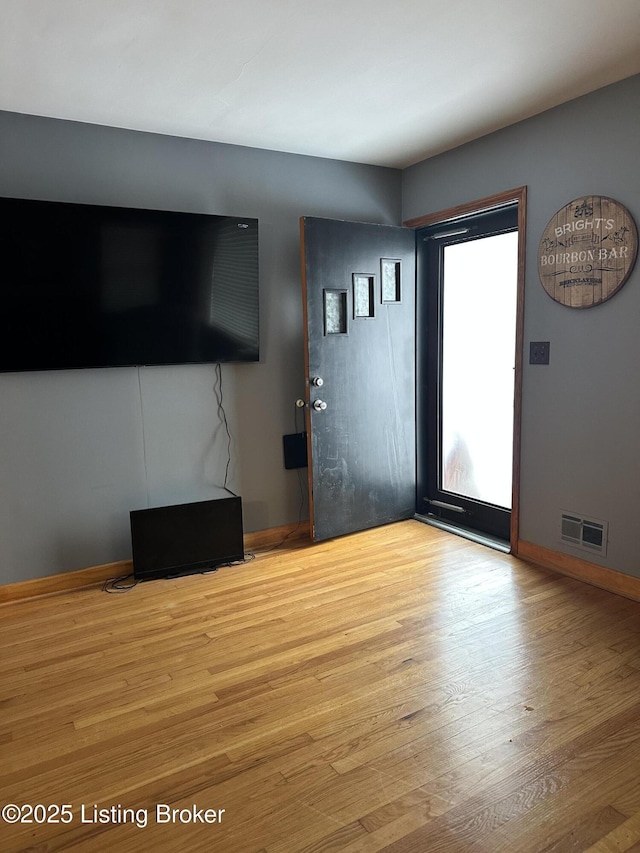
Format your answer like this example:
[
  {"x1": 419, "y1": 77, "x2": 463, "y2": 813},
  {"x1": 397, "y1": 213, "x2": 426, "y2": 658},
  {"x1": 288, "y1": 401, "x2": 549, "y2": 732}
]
[
  {"x1": 404, "y1": 186, "x2": 527, "y2": 552},
  {"x1": 299, "y1": 217, "x2": 316, "y2": 538}
]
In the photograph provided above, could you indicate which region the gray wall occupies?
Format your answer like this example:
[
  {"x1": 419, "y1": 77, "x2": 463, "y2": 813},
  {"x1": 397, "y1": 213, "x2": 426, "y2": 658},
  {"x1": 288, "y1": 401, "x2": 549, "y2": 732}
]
[
  {"x1": 0, "y1": 112, "x2": 401, "y2": 583},
  {"x1": 4, "y1": 74, "x2": 639, "y2": 586},
  {"x1": 403, "y1": 74, "x2": 640, "y2": 577}
]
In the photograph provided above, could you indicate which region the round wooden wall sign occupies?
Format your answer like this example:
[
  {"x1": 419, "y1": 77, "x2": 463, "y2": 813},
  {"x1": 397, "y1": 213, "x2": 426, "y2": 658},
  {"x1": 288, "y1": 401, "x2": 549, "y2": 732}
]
[{"x1": 538, "y1": 196, "x2": 638, "y2": 308}]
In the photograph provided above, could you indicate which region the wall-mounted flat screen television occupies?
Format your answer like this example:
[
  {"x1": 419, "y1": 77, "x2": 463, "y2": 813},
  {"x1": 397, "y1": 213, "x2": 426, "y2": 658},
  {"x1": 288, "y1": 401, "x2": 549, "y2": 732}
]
[
  {"x1": 130, "y1": 496, "x2": 244, "y2": 581},
  {"x1": 0, "y1": 197, "x2": 259, "y2": 371}
]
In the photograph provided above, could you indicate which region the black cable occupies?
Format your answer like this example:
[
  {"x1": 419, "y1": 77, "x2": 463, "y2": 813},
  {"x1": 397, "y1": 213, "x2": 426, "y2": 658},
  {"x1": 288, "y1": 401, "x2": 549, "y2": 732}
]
[
  {"x1": 102, "y1": 574, "x2": 139, "y2": 594},
  {"x1": 214, "y1": 363, "x2": 237, "y2": 497},
  {"x1": 231, "y1": 552, "x2": 256, "y2": 565}
]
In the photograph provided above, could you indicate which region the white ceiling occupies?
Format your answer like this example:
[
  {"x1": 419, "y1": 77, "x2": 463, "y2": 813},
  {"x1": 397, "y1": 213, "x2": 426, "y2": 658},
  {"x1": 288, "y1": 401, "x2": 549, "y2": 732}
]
[{"x1": 2, "y1": 0, "x2": 639, "y2": 168}]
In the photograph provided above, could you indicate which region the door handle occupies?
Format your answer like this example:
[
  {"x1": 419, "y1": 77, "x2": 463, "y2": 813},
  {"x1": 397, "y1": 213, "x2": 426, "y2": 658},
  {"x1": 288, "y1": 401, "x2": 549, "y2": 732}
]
[{"x1": 312, "y1": 399, "x2": 327, "y2": 412}]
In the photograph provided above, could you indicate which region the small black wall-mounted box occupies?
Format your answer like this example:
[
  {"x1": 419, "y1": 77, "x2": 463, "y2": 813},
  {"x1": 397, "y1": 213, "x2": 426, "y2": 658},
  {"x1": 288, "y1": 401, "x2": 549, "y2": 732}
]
[
  {"x1": 283, "y1": 433, "x2": 308, "y2": 469},
  {"x1": 529, "y1": 341, "x2": 550, "y2": 365}
]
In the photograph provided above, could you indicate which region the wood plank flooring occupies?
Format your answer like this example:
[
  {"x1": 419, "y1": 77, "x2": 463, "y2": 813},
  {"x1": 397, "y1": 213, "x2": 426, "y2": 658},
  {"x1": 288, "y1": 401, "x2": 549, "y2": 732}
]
[{"x1": 2, "y1": 520, "x2": 640, "y2": 852}]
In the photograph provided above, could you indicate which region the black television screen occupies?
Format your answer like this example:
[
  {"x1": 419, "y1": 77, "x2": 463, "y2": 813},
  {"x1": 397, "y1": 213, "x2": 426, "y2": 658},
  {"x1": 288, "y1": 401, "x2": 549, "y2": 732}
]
[
  {"x1": 130, "y1": 496, "x2": 244, "y2": 581},
  {"x1": 0, "y1": 197, "x2": 259, "y2": 371}
]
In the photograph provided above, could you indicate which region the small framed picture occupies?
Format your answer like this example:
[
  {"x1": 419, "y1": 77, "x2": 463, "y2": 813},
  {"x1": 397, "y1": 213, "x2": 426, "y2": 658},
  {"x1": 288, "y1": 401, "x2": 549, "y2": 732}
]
[
  {"x1": 352, "y1": 274, "x2": 375, "y2": 318},
  {"x1": 323, "y1": 289, "x2": 348, "y2": 335},
  {"x1": 381, "y1": 258, "x2": 402, "y2": 303}
]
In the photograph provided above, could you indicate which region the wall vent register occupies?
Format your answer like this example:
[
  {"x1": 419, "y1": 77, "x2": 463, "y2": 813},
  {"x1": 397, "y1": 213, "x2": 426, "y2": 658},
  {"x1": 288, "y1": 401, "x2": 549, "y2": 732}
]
[{"x1": 560, "y1": 511, "x2": 608, "y2": 556}]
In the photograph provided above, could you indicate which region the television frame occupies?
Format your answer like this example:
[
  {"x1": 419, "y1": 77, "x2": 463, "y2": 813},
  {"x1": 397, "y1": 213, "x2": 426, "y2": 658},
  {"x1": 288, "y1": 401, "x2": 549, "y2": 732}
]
[{"x1": 0, "y1": 196, "x2": 260, "y2": 372}]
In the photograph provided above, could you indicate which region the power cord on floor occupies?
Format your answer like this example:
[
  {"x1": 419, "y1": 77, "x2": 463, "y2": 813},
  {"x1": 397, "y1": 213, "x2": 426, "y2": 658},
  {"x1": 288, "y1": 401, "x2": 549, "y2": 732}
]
[{"x1": 102, "y1": 574, "x2": 139, "y2": 594}]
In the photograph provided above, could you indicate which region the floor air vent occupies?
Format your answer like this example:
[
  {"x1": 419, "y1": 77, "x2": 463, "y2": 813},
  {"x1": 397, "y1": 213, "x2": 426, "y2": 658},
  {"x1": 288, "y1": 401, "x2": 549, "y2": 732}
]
[{"x1": 560, "y1": 512, "x2": 607, "y2": 556}]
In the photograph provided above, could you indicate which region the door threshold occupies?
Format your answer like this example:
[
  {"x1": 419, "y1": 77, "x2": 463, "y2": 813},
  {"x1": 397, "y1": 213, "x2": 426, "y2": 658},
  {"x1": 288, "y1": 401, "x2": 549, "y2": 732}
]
[{"x1": 415, "y1": 513, "x2": 511, "y2": 553}]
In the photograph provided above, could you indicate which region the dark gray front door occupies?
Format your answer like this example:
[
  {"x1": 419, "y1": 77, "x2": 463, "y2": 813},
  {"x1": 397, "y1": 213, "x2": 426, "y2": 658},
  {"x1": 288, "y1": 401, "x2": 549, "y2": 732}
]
[{"x1": 300, "y1": 217, "x2": 416, "y2": 542}]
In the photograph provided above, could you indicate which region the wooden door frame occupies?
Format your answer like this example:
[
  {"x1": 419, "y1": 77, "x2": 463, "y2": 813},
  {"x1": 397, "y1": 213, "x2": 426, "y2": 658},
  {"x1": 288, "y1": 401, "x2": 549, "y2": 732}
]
[
  {"x1": 299, "y1": 218, "x2": 315, "y2": 535},
  {"x1": 404, "y1": 186, "x2": 527, "y2": 553}
]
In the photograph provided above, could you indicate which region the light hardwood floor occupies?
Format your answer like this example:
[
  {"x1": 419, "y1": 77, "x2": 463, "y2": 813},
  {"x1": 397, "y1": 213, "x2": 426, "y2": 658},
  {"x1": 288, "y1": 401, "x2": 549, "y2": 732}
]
[{"x1": 2, "y1": 520, "x2": 640, "y2": 852}]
